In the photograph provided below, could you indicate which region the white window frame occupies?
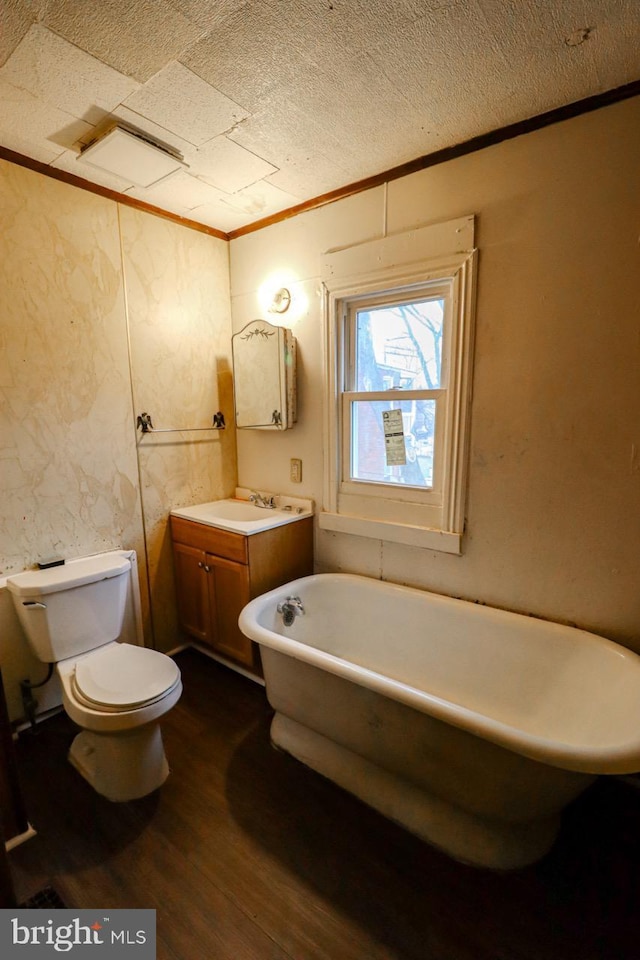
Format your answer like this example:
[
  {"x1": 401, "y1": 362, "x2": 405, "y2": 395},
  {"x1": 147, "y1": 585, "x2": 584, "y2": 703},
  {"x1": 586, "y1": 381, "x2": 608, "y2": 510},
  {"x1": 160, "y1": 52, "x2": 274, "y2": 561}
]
[{"x1": 320, "y1": 217, "x2": 477, "y2": 555}]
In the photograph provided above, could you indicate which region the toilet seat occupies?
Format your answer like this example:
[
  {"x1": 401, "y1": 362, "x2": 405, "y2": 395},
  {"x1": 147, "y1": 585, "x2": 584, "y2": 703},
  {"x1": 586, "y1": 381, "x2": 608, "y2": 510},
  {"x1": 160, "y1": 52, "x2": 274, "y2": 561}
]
[{"x1": 72, "y1": 644, "x2": 181, "y2": 713}]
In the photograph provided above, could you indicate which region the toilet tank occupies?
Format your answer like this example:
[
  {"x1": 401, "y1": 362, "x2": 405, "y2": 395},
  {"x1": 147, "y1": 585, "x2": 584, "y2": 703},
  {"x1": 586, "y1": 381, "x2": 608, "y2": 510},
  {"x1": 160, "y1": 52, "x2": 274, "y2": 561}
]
[{"x1": 7, "y1": 555, "x2": 131, "y2": 663}]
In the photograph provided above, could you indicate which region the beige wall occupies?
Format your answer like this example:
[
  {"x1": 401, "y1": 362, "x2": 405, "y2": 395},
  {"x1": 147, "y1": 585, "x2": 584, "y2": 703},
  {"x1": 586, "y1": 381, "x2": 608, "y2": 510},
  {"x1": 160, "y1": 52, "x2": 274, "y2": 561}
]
[
  {"x1": 1, "y1": 162, "x2": 141, "y2": 571},
  {"x1": 0, "y1": 160, "x2": 236, "y2": 715},
  {"x1": 230, "y1": 96, "x2": 640, "y2": 650},
  {"x1": 119, "y1": 206, "x2": 236, "y2": 650}
]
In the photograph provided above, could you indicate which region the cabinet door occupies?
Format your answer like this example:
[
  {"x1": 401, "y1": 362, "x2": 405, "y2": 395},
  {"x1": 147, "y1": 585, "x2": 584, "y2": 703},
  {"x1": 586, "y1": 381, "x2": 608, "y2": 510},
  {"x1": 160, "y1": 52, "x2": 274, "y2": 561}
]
[
  {"x1": 172, "y1": 542, "x2": 210, "y2": 643},
  {"x1": 207, "y1": 554, "x2": 253, "y2": 667}
]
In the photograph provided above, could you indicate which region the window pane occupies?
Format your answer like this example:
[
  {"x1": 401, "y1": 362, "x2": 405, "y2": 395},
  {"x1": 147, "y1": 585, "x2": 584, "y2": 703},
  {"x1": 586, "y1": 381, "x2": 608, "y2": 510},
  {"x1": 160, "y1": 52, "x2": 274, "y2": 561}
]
[
  {"x1": 351, "y1": 399, "x2": 435, "y2": 488},
  {"x1": 355, "y1": 298, "x2": 444, "y2": 391}
]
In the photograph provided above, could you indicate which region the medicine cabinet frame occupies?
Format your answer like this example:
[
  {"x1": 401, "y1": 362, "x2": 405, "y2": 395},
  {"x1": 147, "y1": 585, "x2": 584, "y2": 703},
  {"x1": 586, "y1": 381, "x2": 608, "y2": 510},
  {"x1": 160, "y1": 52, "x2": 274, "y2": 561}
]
[{"x1": 232, "y1": 319, "x2": 297, "y2": 430}]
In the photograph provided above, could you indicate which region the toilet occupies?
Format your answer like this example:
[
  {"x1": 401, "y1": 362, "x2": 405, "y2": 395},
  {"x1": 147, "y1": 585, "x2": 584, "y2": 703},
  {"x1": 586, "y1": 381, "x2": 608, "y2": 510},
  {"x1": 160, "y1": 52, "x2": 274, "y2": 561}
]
[{"x1": 7, "y1": 553, "x2": 182, "y2": 802}]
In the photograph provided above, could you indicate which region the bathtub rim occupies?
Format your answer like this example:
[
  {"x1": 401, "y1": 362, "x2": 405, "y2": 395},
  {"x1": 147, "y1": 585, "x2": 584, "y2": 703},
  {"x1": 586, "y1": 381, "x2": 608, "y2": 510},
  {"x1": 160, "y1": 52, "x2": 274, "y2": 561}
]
[{"x1": 239, "y1": 573, "x2": 640, "y2": 776}]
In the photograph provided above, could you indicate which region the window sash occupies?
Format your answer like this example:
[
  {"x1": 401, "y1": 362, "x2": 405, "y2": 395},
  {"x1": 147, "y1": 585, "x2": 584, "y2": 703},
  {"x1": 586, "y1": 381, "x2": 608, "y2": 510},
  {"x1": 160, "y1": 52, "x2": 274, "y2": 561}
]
[
  {"x1": 345, "y1": 284, "x2": 452, "y2": 394},
  {"x1": 340, "y1": 389, "x2": 446, "y2": 503}
]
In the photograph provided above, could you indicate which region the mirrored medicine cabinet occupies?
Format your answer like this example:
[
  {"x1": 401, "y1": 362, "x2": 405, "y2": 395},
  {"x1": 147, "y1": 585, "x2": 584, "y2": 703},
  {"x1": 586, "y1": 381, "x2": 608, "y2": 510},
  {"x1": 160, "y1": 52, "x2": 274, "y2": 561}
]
[{"x1": 232, "y1": 320, "x2": 297, "y2": 429}]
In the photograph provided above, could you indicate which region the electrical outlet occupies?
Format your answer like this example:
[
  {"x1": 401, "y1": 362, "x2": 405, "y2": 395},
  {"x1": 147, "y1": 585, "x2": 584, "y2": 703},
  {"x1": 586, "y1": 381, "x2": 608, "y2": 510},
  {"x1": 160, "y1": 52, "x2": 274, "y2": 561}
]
[{"x1": 290, "y1": 458, "x2": 302, "y2": 483}]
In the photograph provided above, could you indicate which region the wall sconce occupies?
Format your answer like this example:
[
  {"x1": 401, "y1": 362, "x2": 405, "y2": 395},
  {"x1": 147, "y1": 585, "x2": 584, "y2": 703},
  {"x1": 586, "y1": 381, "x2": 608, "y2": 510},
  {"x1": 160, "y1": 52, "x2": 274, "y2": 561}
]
[{"x1": 268, "y1": 287, "x2": 291, "y2": 314}]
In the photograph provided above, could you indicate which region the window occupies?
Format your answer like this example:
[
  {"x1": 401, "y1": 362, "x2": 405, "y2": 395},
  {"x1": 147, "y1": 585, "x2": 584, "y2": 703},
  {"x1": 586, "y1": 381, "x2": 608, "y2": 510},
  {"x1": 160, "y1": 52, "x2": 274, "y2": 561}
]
[
  {"x1": 344, "y1": 288, "x2": 445, "y2": 493},
  {"x1": 321, "y1": 217, "x2": 477, "y2": 554}
]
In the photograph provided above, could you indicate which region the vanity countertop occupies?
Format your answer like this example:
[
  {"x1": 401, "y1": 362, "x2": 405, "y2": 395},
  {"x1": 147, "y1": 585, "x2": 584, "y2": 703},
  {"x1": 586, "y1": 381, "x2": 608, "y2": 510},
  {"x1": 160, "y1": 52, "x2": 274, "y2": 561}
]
[{"x1": 170, "y1": 491, "x2": 313, "y2": 536}]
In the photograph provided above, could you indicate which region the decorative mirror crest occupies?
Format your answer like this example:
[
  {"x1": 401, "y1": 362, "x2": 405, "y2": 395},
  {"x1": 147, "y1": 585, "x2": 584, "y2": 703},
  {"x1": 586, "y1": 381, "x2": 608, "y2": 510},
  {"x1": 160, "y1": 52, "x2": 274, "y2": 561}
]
[{"x1": 240, "y1": 325, "x2": 276, "y2": 341}]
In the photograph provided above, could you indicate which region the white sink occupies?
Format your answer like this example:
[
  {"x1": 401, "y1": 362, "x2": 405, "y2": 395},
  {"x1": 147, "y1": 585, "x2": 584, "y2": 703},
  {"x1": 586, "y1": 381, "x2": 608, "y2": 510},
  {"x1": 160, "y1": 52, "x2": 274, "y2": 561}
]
[{"x1": 170, "y1": 496, "x2": 313, "y2": 535}]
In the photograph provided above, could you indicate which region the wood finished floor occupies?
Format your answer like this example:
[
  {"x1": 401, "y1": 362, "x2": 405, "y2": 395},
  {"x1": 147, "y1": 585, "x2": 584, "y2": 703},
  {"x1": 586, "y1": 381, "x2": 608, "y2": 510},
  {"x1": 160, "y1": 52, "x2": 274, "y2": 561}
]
[{"x1": 8, "y1": 648, "x2": 640, "y2": 960}]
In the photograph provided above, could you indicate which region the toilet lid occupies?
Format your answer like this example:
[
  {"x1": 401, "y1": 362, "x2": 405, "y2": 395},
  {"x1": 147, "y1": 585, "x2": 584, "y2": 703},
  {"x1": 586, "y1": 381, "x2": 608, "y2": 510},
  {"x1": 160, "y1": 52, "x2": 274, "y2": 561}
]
[{"x1": 74, "y1": 644, "x2": 181, "y2": 709}]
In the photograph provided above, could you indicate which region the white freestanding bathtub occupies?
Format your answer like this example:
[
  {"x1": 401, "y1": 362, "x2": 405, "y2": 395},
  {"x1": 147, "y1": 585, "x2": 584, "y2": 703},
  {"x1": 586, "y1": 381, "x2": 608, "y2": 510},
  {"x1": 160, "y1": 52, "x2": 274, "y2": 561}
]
[{"x1": 239, "y1": 573, "x2": 640, "y2": 869}]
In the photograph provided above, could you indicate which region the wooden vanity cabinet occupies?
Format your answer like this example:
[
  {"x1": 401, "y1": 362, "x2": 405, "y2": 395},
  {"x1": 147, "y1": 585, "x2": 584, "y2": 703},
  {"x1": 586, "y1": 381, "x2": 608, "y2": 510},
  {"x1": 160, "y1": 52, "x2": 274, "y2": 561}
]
[{"x1": 170, "y1": 515, "x2": 313, "y2": 675}]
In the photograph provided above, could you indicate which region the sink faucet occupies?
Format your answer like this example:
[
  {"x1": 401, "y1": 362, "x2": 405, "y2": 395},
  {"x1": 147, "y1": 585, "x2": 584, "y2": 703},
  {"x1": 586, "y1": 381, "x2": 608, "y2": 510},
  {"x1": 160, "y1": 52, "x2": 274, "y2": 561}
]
[{"x1": 249, "y1": 490, "x2": 276, "y2": 509}]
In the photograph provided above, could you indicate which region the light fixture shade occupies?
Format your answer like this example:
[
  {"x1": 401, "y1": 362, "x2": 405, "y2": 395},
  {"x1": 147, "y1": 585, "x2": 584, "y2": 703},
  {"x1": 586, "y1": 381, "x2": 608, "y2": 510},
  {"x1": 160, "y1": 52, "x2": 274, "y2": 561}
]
[
  {"x1": 77, "y1": 125, "x2": 187, "y2": 188},
  {"x1": 269, "y1": 288, "x2": 292, "y2": 313}
]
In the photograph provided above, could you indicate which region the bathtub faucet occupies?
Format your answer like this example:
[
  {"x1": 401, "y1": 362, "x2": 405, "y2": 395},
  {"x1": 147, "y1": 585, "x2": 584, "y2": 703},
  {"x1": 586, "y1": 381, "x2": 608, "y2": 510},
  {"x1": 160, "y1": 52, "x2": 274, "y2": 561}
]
[
  {"x1": 249, "y1": 490, "x2": 276, "y2": 509},
  {"x1": 277, "y1": 596, "x2": 305, "y2": 626}
]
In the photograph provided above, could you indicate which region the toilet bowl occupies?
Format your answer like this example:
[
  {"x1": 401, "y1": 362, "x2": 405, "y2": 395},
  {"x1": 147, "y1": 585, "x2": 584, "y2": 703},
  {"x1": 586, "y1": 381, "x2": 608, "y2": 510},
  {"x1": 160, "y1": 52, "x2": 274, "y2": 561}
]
[
  {"x1": 57, "y1": 642, "x2": 182, "y2": 801},
  {"x1": 7, "y1": 552, "x2": 182, "y2": 802}
]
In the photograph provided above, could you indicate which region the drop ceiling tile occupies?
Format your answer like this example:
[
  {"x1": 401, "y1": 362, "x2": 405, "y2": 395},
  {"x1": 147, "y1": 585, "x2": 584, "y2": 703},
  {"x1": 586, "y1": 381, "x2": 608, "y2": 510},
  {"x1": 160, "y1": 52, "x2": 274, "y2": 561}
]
[
  {"x1": 0, "y1": 78, "x2": 92, "y2": 157},
  {"x1": 0, "y1": 128, "x2": 63, "y2": 165},
  {"x1": 129, "y1": 171, "x2": 230, "y2": 211},
  {"x1": 1, "y1": 0, "x2": 46, "y2": 67},
  {"x1": 228, "y1": 95, "x2": 364, "y2": 199},
  {"x1": 474, "y1": 0, "x2": 639, "y2": 117},
  {"x1": 191, "y1": 137, "x2": 278, "y2": 194},
  {"x1": 122, "y1": 63, "x2": 249, "y2": 146},
  {"x1": 165, "y1": 0, "x2": 248, "y2": 30},
  {"x1": 583, "y1": 12, "x2": 640, "y2": 90},
  {"x1": 227, "y1": 95, "x2": 353, "y2": 183},
  {"x1": 260, "y1": 0, "x2": 463, "y2": 52},
  {"x1": 264, "y1": 149, "x2": 350, "y2": 201},
  {"x1": 43, "y1": 0, "x2": 204, "y2": 83},
  {"x1": 0, "y1": 25, "x2": 140, "y2": 126},
  {"x1": 181, "y1": 0, "x2": 360, "y2": 113},
  {"x1": 218, "y1": 179, "x2": 300, "y2": 217},
  {"x1": 271, "y1": 83, "x2": 426, "y2": 179},
  {"x1": 121, "y1": 193, "x2": 194, "y2": 221},
  {"x1": 363, "y1": 2, "x2": 614, "y2": 145},
  {"x1": 186, "y1": 199, "x2": 254, "y2": 233},
  {"x1": 367, "y1": 7, "x2": 512, "y2": 122}
]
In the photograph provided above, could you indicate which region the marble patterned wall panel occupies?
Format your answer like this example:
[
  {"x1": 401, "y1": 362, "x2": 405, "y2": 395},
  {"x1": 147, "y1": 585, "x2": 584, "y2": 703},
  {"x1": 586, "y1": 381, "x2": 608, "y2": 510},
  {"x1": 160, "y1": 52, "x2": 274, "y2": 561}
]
[
  {"x1": 0, "y1": 160, "x2": 144, "y2": 575},
  {"x1": 120, "y1": 207, "x2": 236, "y2": 652}
]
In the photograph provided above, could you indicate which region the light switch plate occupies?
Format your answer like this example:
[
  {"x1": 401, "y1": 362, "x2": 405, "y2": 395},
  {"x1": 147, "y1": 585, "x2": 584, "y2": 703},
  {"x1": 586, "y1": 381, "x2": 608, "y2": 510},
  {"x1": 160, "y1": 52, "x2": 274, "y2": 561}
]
[{"x1": 290, "y1": 458, "x2": 302, "y2": 483}]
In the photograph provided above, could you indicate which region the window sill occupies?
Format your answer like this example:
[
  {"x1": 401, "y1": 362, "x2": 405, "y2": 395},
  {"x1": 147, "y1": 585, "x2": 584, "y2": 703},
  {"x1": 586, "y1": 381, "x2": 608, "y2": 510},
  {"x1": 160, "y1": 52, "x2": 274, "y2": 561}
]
[{"x1": 318, "y1": 511, "x2": 462, "y2": 555}]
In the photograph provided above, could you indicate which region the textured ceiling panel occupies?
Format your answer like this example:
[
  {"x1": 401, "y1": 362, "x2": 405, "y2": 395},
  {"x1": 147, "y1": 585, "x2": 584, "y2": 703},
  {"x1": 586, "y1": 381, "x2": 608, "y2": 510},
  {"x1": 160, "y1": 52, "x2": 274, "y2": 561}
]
[
  {"x1": 180, "y1": 2, "x2": 338, "y2": 113},
  {"x1": 189, "y1": 137, "x2": 278, "y2": 194},
  {"x1": 0, "y1": 77, "x2": 91, "y2": 159},
  {"x1": 216, "y1": 178, "x2": 300, "y2": 217},
  {"x1": 184, "y1": 198, "x2": 253, "y2": 233},
  {"x1": 369, "y1": 4, "x2": 512, "y2": 118},
  {"x1": 0, "y1": 0, "x2": 46, "y2": 67},
  {"x1": 266, "y1": 0, "x2": 467, "y2": 53},
  {"x1": 0, "y1": 25, "x2": 140, "y2": 127},
  {"x1": 366, "y1": 6, "x2": 569, "y2": 144},
  {"x1": 227, "y1": 96, "x2": 353, "y2": 193},
  {"x1": 0, "y1": 1, "x2": 638, "y2": 234},
  {"x1": 186, "y1": 175, "x2": 302, "y2": 231},
  {"x1": 165, "y1": 0, "x2": 249, "y2": 31},
  {"x1": 43, "y1": 0, "x2": 204, "y2": 82},
  {"x1": 476, "y1": 0, "x2": 640, "y2": 102},
  {"x1": 127, "y1": 171, "x2": 229, "y2": 213},
  {"x1": 264, "y1": 146, "x2": 355, "y2": 201},
  {"x1": 266, "y1": 62, "x2": 432, "y2": 181},
  {"x1": 121, "y1": 63, "x2": 249, "y2": 146}
]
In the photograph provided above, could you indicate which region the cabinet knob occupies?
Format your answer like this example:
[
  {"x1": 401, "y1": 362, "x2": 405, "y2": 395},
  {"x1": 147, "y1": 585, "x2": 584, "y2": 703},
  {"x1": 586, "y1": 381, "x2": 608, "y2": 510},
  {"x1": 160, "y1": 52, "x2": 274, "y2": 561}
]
[
  {"x1": 197, "y1": 561, "x2": 204, "y2": 568},
  {"x1": 204, "y1": 564, "x2": 211, "y2": 573}
]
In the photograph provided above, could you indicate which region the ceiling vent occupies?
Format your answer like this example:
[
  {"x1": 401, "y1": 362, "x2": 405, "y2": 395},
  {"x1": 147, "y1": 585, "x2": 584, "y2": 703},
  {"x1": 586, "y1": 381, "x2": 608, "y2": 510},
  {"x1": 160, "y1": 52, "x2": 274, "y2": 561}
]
[{"x1": 77, "y1": 125, "x2": 187, "y2": 188}]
